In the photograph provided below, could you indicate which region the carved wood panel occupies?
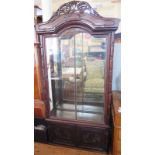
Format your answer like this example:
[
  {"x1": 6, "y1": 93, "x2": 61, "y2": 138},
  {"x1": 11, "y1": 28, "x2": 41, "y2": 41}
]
[
  {"x1": 47, "y1": 121, "x2": 110, "y2": 151},
  {"x1": 77, "y1": 126, "x2": 109, "y2": 151},
  {"x1": 36, "y1": 1, "x2": 119, "y2": 34},
  {"x1": 48, "y1": 123, "x2": 76, "y2": 146}
]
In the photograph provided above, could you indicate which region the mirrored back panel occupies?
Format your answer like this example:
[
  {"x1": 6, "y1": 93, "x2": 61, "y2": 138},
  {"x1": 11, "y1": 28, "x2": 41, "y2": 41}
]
[{"x1": 45, "y1": 28, "x2": 107, "y2": 123}]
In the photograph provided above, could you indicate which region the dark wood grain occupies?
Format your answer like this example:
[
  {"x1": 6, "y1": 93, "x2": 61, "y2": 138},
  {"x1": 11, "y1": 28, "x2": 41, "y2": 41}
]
[
  {"x1": 35, "y1": 0, "x2": 120, "y2": 152},
  {"x1": 36, "y1": 1, "x2": 119, "y2": 34},
  {"x1": 47, "y1": 120, "x2": 110, "y2": 151}
]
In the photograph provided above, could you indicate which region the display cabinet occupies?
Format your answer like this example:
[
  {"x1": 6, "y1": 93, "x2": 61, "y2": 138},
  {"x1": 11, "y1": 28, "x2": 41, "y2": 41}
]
[{"x1": 35, "y1": 1, "x2": 119, "y2": 152}]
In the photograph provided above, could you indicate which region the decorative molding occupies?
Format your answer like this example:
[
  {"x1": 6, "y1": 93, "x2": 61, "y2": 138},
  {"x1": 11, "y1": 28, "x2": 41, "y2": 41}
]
[
  {"x1": 36, "y1": 1, "x2": 120, "y2": 34},
  {"x1": 49, "y1": 1, "x2": 100, "y2": 22},
  {"x1": 48, "y1": 122, "x2": 110, "y2": 151},
  {"x1": 82, "y1": 132, "x2": 101, "y2": 144}
]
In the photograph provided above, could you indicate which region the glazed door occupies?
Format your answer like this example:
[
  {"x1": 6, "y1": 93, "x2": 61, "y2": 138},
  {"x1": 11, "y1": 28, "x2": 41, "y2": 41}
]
[{"x1": 45, "y1": 28, "x2": 107, "y2": 123}]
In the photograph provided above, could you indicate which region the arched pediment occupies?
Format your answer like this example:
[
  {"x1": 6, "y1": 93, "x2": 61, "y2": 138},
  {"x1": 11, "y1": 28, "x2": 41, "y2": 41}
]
[{"x1": 36, "y1": 1, "x2": 120, "y2": 34}]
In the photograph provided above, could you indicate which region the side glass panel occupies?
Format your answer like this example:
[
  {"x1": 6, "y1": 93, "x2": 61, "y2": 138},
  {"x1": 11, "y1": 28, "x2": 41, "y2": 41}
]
[
  {"x1": 45, "y1": 38, "x2": 60, "y2": 110},
  {"x1": 45, "y1": 29, "x2": 107, "y2": 123},
  {"x1": 75, "y1": 33, "x2": 106, "y2": 122}
]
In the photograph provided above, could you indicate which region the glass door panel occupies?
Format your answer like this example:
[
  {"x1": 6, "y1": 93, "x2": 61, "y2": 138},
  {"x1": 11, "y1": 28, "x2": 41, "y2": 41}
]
[
  {"x1": 59, "y1": 36, "x2": 76, "y2": 111},
  {"x1": 45, "y1": 28, "x2": 107, "y2": 123},
  {"x1": 74, "y1": 33, "x2": 106, "y2": 122}
]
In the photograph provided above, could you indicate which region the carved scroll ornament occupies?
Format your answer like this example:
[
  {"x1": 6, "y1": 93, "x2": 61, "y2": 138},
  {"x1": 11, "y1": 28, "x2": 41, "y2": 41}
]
[{"x1": 36, "y1": 1, "x2": 120, "y2": 34}]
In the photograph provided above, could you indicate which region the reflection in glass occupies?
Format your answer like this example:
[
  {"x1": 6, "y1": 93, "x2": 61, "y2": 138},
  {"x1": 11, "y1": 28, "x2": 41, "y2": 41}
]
[{"x1": 46, "y1": 29, "x2": 107, "y2": 123}]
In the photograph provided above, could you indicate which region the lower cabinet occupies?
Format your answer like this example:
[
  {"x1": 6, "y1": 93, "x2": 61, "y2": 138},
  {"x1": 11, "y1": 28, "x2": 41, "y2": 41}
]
[
  {"x1": 48, "y1": 123, "x2": 76, "y2": 146},
  {"x1": 47, "y1": 121, "x2": 110, "y2": 152}
]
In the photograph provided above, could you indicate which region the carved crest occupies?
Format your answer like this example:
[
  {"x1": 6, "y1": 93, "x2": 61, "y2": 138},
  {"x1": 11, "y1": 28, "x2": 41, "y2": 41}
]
[
  {"x1": 49, "y1": 1, "x2": 100, "y2": 23},
  {"x1": 36, "y1": 1, "x2": 120, "y2": 34}
]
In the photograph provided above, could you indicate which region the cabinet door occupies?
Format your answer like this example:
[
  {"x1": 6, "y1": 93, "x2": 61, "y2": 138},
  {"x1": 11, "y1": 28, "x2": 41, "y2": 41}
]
[
  {"x1": 45, "y1": 29, "x2": 108, "y2": 123},
  {"x1": 48, "y1": 122, "x2": 76, "y2": 146},
  {"x1": 77, "y1": 126, "x2": 110, "y2": 151}
]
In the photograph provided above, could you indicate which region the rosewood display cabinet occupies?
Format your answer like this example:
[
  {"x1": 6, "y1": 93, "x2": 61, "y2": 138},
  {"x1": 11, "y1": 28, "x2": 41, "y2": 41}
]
[{"x1": 35, "y1": 1, "x2": 120, "y2": 152}]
